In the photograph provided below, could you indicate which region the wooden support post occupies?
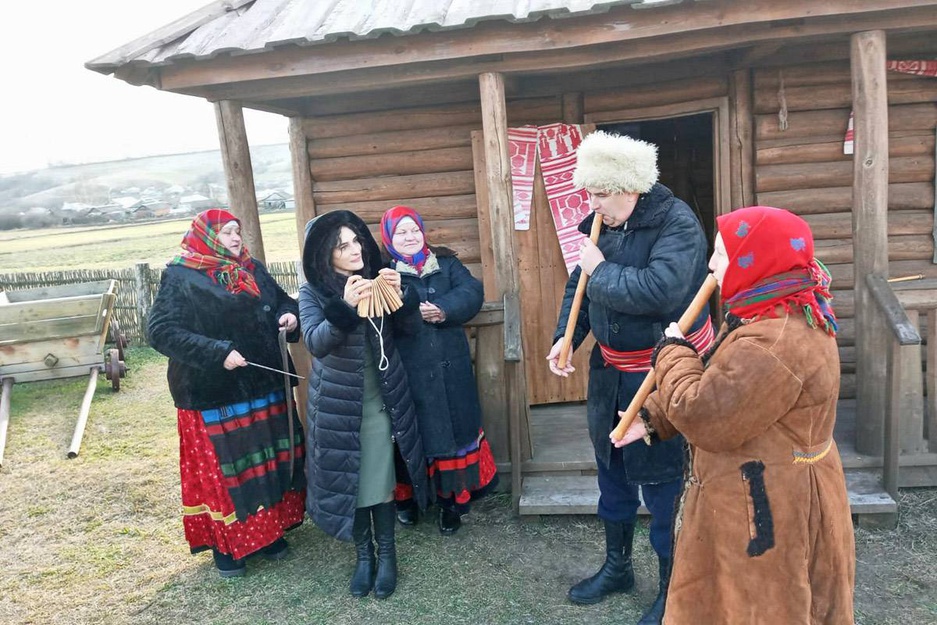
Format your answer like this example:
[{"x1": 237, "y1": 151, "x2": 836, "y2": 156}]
[
  {"x1": 562, "y1": 92, "x2": 584, "y2": 125},
  {"x1": 898, "y1": 310, "x2": 926, "y2": 454},
  {"x1": 928, "y1": 309, "x2": 937, "y2": 450},
  {"x1": 290, "y1": 117, "x2": 318, "y2": 253},
  {"x1": 288, "y1": 118, "x2": 317, "y2": 421},
  {"x1": 471, "y1": 131, "x2": 511, "y2": 464},
  {"x1": 884, "y1": 341, "x2": 902, "y2": 498},
  {"x1": 0, "y1": 378, "x2": 12, "y2": 468},
  {"x1": 215, "y1": 100, "x2": 265, "y2": 263},
  {"x1": 851, "y1": 31, "x2": 890, "y2": 456},
  {"x1": 479, "y1": 72, "x2": 533, "y2": 506},
  {"x1": 67, "y1": 368, "x2": 99, "y2": 459},
  {"x1": 133, "y1": 262, "x2": 150, "y2": 343},
  {"x1": 729, "y1": 69, "x2": 754, "y2": 209}
]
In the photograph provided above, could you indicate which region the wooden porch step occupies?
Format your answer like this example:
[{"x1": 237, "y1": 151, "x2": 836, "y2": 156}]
[{"x1": 518, "y1": 471, "x2": 897, "y2": 524}]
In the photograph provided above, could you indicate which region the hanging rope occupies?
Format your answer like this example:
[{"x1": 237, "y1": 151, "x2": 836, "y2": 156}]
[{"x1": 366, "y1": 316, "x2": 390, "y2": 371}]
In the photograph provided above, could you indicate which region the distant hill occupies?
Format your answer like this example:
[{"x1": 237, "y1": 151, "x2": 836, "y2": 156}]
[{"x1": 0, "y1": 144, "x2": 292, "y2": 215}]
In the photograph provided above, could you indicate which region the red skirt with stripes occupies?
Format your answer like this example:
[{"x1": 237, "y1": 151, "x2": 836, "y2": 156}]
[{"x1": 177, "y1": 398, "x2": 305, "y2": 560}]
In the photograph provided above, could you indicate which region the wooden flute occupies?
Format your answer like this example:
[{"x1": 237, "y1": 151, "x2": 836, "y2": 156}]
[
  {"x1": 557, "y1": 214, "x2": 604, "y2": 369},
  {"x1": 609, "y1": 273, "x2": 718, "y2": 443}
]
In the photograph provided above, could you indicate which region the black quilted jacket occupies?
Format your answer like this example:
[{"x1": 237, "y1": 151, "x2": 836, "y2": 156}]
[{"x1": 299, "y1": 210, "x2": 429, "y2": 541}]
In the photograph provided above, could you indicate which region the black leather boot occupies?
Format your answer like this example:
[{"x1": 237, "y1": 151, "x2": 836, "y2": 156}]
[
  {"x1": 396, "y1": 498, "x2": 419, "y2": 526},
  {"x1": 637, "y1": 556, "x2": 671, "y2": 624},
  {"x1": 567, "y1": 520, "x2": 635, "y2": 605},
  {"x1": 438, "y1": 505, "x2": 462, "y2": 535},
  {"x1": 372, "y1": 502, "x2": 398, "y2": 599},
  {"x1": 212, "y1": 548, "x2": 246, "y2": 578},
  {"x1": 349, "y1": 507, "x2": 375, "y2": 598}
]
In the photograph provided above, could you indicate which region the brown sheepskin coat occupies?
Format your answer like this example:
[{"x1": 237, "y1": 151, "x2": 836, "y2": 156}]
[{"x1": 644, "y1": 312, "x2": 855, "y2": 625}]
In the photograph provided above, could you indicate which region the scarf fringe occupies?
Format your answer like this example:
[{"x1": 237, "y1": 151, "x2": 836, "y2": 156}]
[{"x1": 725, "y1": 262, "x2": 838, "y2": 337}]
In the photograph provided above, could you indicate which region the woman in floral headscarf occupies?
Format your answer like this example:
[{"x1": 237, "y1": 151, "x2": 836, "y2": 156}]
[
  {"x1": 381, "y1": 206, "x2": 498, "y2": 535},
  {"x1": 148, "y1": 209, "x2": 305, "y2": 578},
  {"x1": 615, "y1": 206, "x2": 855, "y2": 624}
]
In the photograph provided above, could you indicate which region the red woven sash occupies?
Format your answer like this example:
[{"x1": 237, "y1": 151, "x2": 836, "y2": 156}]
[{"x1": 600, "y1": 317, "x2": 716, "y2": 372}]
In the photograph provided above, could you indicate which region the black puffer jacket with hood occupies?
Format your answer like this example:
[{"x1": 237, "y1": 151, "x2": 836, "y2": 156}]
[{"x1": 299, "y1": 210, "x2": 429, "y2": 541}]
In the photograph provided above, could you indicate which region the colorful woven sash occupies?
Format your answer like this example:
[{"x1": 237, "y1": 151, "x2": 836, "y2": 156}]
[{"x1": 600, "y1": 317, "x2": 716, "y2": 372}]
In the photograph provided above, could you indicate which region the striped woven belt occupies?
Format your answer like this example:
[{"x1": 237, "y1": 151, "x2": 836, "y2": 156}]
[
  {"x1": 792, "y1": 438, "x2": 834, "y2": 464},
  {"x1": 600, "y1": 317, "x2": 716, "y2": 373}
]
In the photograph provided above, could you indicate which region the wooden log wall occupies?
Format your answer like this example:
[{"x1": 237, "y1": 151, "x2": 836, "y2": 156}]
[
  {"x1": 301, "y1": 97, "x2": 563, "y2": 282},
  {"x1": 753, "y1": 60, "x2": 937, "y2": 398}
]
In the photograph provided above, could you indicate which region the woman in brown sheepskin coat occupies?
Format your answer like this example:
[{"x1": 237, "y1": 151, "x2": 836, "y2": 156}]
[{"x1": 615, "y1": 206, "x2": 855, "y2": 625}]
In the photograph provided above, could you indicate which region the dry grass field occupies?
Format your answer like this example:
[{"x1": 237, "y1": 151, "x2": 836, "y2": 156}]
[
  {"x1": 0, "y1": 212, "x2": 301, "y2": 274},
  {"x1": 0, "y1": 348, "x2": 935, "y2": 625}
]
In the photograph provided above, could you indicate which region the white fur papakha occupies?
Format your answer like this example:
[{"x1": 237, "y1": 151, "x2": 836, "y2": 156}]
[{"x1": 572, "y1": 131, "x2": 659, "y2": 194}]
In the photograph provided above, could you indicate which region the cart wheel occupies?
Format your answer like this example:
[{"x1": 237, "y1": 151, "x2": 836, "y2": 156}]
[
  {"x1": 105, "y1": 348, "x2": 122, "y2": 391},
  {"x1": 109, "y1": 319, "x2": 128, "y2": 361}
]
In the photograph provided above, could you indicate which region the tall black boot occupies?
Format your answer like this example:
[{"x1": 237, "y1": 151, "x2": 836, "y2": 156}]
[
  {"x1": 349, "y1": 507, "x2": 375, "y2": 598},
  {"x1": 371, "y1": 501, "x2": 398, "y2": 599},
  {"x1": 568, "y1": 520, "x2": 635, "y2": 605},
  {"x1": 637, "y1": 556, "x2": 671, "y2": 624}
]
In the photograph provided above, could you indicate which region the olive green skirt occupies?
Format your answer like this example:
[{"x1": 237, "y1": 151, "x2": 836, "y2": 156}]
[{"x1": 357, "y1": 342, "x2": 394, "y2": 508}]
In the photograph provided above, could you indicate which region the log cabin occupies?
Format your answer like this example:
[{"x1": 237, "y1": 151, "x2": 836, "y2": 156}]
[{"x1": 88, "y1": 0, "x2": 937, "y2": 525}]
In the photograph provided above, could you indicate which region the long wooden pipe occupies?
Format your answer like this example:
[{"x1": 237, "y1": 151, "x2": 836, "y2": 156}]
[
  {"x1": 609, "y1": 274, "x2": 718, "y2": 443},
  {"x1": 557, "y1": 215, "x2": 604, "y2": 369}
]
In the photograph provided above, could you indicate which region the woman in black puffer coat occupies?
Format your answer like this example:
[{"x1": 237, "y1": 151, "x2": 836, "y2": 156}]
[{"x1": 299, "y1": 210, "x2": 428, "y2": 600}]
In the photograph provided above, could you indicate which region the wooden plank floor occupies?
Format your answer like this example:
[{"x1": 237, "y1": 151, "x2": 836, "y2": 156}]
[{"x1": 521, "y1": 401, "x2": 903, "y2": 519}]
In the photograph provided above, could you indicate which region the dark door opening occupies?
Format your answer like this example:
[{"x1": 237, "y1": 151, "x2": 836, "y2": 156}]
[{"x1": 600, "y1": 113, "x2": 716, "y2": 250}]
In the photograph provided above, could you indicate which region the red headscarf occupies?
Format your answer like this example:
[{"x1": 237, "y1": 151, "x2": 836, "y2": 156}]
[
  {"x1": 716, "y1": 206, "x2": 837, "y2": 335},
  {"x1": 380, "y1": 205, "x2": 430, "y2": 272},
  {"x1": 168, "y1": 208, "x2": 260, "y2": 297}
]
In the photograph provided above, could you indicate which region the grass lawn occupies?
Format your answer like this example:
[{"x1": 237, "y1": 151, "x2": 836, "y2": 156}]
[
  {"x1": 1, "y1": 349, "x2": 935, "y2": 624},
  {"x1": 0, "y1": 212, "x2": 301, "y2": 274}
]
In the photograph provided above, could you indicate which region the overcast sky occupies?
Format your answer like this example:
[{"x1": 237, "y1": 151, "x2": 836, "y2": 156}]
[{"x1": 0, "y1": 0, "x2": 287, "y2": 175}]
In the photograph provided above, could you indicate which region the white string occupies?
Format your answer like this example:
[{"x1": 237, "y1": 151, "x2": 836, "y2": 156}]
[{"x1": 367, "y1": 315, "x2": 390, "y2": 371}]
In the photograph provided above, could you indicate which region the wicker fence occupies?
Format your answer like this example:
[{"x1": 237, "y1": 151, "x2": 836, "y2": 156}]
[{"x1": 0, "y1": 261, "x2": 303, "y2": 346}]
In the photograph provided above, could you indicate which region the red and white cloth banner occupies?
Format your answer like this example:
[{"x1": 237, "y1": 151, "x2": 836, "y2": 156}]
[
  {"x1": 507, "y1": 125, "x2": 539, "y2": 230},
  {"x1": 844, "y1": 60, "x2": 937, "y2": 154},
  {"x1": 537, "y1": 124, "x2": 591, "y2": 275},
  {"x1": 507, "y1": 123, "x2": 591, "y2": 274},
  {"x1": 887, "y1": 60, "x2": 937, "y2": 76}
]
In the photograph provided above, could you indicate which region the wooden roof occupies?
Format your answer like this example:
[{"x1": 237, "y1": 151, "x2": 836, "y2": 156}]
[
  {"x1": 84, "y1": 0, "x2": 937, "y2": 114},
  {"x1": 86, "y1": 0, "x2": 689, "y2": 73}
]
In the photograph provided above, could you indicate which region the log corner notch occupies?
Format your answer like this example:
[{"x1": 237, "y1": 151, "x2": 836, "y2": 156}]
[
  {"x1": 478, "y1": 71, "x2": 532, "y2": 509},
  {"x1": 215, "y1": 100, "x2": 265, "y2": 263},
  {"x1": 851, "y1": 31, "x2": 890, "y2": 456}
]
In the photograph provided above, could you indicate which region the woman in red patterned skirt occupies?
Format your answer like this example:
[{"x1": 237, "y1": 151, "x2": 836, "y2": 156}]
[{"x1": 149, "y1": 209, "x2": 305, "y2": 577}]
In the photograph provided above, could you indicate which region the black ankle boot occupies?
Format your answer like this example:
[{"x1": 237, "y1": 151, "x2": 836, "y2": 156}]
[
  {"x1": 212, "y1": 549, "x2": 246, "y2": 578},
  {"x1": 567, "y1": 520, "x2": 635, "y2": 605},
  {"x1": 438, "y1": 506, "x2": 462, "y2": 535},
  {"x1": 396, "y1": 498, "x2": 419, "y2": 527},
  {"x1": 261, "y1": 537, "x2": 289, "y2": 561},
  {"x1": 637, "y1": 556, "x2": 671, "y2": 624},
  {"x1": 372, "y1": 502, "x2": 398, "y2": 599},
  {"x1": 350, "y1": 507, "x2": 375, "y2": 598}
]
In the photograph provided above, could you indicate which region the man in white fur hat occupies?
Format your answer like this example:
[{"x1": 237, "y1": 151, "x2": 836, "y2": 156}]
[{"x1": 547, "y1": 131, "x2": 713, "y2": 624}]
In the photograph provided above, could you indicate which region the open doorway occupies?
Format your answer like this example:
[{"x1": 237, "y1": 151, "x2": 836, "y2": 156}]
[{"x1": 600, "y1": 113, "x2": 717, "y2": 251}]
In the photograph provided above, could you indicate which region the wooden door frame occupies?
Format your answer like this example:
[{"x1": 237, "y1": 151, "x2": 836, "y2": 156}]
[{"x1": 584, "y1": 96, "x2": 733, "y2": 227}]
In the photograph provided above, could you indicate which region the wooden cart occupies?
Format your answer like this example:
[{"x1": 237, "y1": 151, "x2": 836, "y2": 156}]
[{"x1": 0, "y1": 280, "x2": 127, "y2": 465}]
